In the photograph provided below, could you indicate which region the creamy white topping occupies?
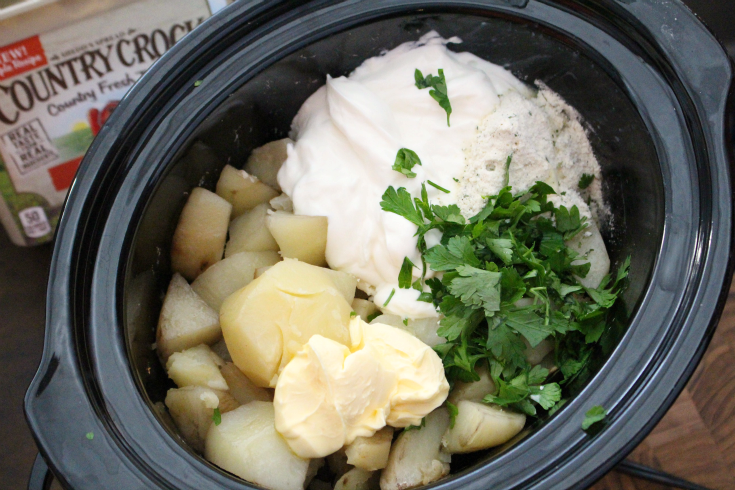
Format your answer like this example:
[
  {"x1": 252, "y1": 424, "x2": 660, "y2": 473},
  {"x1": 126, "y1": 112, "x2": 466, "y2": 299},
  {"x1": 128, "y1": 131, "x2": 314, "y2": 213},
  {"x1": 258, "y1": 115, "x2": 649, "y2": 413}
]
[{"x1": 278, "y1": 32, "x2": 530, "y2": 318}]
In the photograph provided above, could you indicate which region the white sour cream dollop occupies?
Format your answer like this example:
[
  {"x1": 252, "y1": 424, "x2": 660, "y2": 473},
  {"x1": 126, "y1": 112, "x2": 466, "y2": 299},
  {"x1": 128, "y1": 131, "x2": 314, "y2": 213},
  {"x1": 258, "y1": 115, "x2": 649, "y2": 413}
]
[{"x1": 278, "y1": 31, "x2": 530, "y2": 318}]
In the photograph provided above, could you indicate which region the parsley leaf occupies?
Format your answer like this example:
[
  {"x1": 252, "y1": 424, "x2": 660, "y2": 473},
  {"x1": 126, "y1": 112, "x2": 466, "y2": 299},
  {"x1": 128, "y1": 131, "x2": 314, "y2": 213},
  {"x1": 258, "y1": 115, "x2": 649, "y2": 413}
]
[
  {"x1": 415, "y1": 68, "x2": 452, "y2": 126},
  {"x1": 399, "y1": 257, "x2": 416, "y2": 289},
  {"x1": 380, "y1": 186, "x2": 424, "y2": 227},
  {"x1": 578, "y1": 173, "x2": 595, "y2": 190},
  {"x1": 432, "y1": 204, "x2": 465, "y2": 225},
  {"x1": 504, "y1": 307, "x2": 554, "y2": 347},
  {"x1": 212, "y1": 408, "x2": 222, "y2": 426},
  {"x1": 393, "y1": 148, "x2": 422, "y2": 178},
  {"x1": 487, "y1": 238, "x2": 513, "y2": 265},
  {"x1": 529, "y1": 383, "x2": 562, "y2": 410},
  {"x1": 404, "y1": 417, "x2": 426, "y2": 431},
  {"x1": 449, "y1": 266, "x2": 501, "y2": 315},
  {"x1": 582, "y1": 405, "x2": 607, "y2": 430}
]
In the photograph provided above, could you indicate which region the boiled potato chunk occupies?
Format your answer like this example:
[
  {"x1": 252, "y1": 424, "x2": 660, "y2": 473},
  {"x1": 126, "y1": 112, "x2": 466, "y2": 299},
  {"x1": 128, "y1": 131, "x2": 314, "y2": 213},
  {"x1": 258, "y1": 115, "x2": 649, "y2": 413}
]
[
  {"x1": 270, "y1": 193, "x2": 293, "y2": 212},
  {"x1": 441, "y1": 401, "x2": 526, "y2": 454},
  {"x1": 216, "y1": 165, "x2": 279, "y2": 217},
  {"x1": 254, "y1": 266, "x2": 272, "y2": 278},
  {"x1": 244, "y1": 138, "x2": 292, "y2": 191},
  {"x1": 322, "y1": 268, "x2": 357, "y2": 304},
  {"x1": 166, "y1": 344, "x2": 228, "y2": 390},
  {"x1": 156, "y1": 273, "x2": 221, "y2": 361},
  {"x1": 567, "y1": 220, "x2": 610, "y2": 289},
  {"x1": 191, "y1": 251, "x2": 281, "y2": 311},
  {"x1": 335, "y1": 468, "x2": 379, "y2": 490},
  {"x1": 220, "y1": 362, "x2": 273, "y2": 404},
  {"x1": 523, "y1": 338, "x2": 554, "y2": 366},
  {"x1": 369, "y1": 314, "x2": 443, "y2": 347},
  {"x1": 171, "y1": 187, "x2": 232, "y2": 281},
  {"x1": 380, "y1": 408, "x2": 451, "y2": 490},
  {"x1": 448, "y1": 364, "x2": 496, "y2": 405},
  {"x1": 220, "y1": 259, "x2": 352, "y2": 387},
  {"x1": 351, "y1": 299, "x2": 378, "y2": 322},
  {"x1": 165, "y1": 386, "x2": 238, "y2": 453},
  {"x1": 205, "y1": 402, "x2": 310, "y2": 490},
  {"x1": 225, "y1": 204, "x2": 279, "y2": 256},
  {"x1": 345, "y1": 427, "x2": 393, "y2": 471},
  {"x1": 266, "y1": 211, "x2": 328, "y2": 266}
]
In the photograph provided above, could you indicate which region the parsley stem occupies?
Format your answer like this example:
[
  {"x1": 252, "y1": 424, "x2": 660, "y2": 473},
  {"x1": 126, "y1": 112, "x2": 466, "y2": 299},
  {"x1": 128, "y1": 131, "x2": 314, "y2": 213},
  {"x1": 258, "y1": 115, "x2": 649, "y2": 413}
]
[
  {"x1": 427, "y1": 180, "x2": 450, "y2": 193},
  {"x1": 383, "y1": 288, "x2": 396, "y2": 307}
]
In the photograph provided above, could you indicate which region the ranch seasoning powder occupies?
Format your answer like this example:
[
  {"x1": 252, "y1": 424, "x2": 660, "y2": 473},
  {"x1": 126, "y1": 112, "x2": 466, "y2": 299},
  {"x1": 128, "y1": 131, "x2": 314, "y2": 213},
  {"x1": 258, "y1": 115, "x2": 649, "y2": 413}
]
[{"x1": 0, "y1": 0, "x2": 212, "y2": 246}]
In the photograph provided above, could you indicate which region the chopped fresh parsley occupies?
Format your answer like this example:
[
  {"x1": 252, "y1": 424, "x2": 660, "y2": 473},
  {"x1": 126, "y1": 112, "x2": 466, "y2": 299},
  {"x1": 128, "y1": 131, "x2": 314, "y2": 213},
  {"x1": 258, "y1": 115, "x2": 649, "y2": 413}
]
[
  {"x1": 194, "y1": 80, "x2": 203, "y2": 87},
  {"x1": 393, "y1": 148, "x2": 422, "y2": 178},
  {"x1": 399, "y1": 257, "x2": 416, "y2": 289},
  {"x1": 85, "y1": 432, "x2": 94, "y2": 440},
  {"x1": 578, "y1": 173, "x2": 595, "y2": 190},
  {"x1": 350, "y1": 311, "x2": 357, "y2": 318},
  {"x1": 415, "y1": 68, "x2": 452, "y2": 126},
  {"x1": 582, "y1": 405, "x2": 607, "y2": 430},
  {"x1": 403, "y1": 318, "x2": 409, "y2": 326},
  {"x1": 446, "y1": 401, "x2": 459, "y2": 429},
  {"x1": 383, "y1": 288, "x2": 396, "y2": 307},
  {"x1": 404, "y1": 417, "x2": 426, "y2": 431},
  {"x1": 380, "y1": 180, "x2": 630, "y2": 421},
  {"x1": 367, "y1": 311, "x2": 381, "y2": 323},
  {"x1": 427, "y1": 180, "x2": 450, "y2": 193},
  {"x1": 212, "y1": 407, "x2": 222, "y2": 426}
]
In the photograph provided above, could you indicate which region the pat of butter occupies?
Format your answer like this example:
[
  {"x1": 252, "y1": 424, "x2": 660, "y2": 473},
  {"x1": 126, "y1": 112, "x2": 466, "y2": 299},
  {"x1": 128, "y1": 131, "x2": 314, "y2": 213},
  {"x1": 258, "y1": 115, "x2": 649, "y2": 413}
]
[{"x1": 273, "y1": 317, "x2": 449, "y2": 458}]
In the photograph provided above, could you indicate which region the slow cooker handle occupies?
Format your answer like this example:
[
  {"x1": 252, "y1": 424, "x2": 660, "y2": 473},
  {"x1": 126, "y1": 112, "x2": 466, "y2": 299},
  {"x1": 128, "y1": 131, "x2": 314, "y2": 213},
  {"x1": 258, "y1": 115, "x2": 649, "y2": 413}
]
[{"x1": 28, "y1": 453, "x2": 53, "y2": 490}]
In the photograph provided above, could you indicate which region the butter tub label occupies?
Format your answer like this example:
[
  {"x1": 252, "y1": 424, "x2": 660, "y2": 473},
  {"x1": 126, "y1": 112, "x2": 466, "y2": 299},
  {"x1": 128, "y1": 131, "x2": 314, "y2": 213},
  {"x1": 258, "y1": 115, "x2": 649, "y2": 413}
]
[{"x1": 0, "y1": 0, "x2": 211, "y2": 246}]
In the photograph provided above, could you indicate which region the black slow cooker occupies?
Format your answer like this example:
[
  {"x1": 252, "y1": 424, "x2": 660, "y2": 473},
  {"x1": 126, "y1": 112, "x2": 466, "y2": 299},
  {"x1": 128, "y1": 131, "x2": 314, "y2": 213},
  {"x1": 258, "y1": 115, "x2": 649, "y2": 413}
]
[{"x1": 25, "y1": 1, "x2": 734, "y2": 489}]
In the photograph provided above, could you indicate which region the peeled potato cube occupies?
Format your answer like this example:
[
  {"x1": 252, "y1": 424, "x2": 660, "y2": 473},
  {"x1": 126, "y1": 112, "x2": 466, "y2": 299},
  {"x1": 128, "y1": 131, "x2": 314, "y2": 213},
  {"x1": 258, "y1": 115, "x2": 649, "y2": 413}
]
[
  {"x1": 345, "y1": 427, "x2": 393, "y2": 471},
  {"x1": 205, "y1": 402, "x2": 309, "y2": 490},
  {"x1": 171, "y1": 187, "x2": 232, "y2": 281},
  {"x1": 322, "y1": 268, "x2": 357, "y2": 304},
  {"x1": 266, "y1": 211, "x2": 328, "y2": 266},
  {"x1": 226, "y1": 204, "x2": 279, "y2": 256},
  {"x1": 523, "y1": 337, "x2": 554, "y2": 366},
  {"x1": 351, "y1": 299, "x2": 378, "y2": 321},
  {"x1": 220, "y1": 362, "x2": 273, "y2": 404},
  {"x1": 156, "y1": 273, "x2": 221, "y2": 361},
  {"x1": 441, "y1": 401, "x2": 526, "y2": 454},
  {"x1": 380, "y1": 408, "x2": 451, "y2": 490},
  {"x1": 216, "y1": 165, "x2": 279, "y2": 217},
  {"x1": 254, "y1": 266, "x2": 272, "y2": 278},
  {"x1": 270, "y1": 193, "x2": 293, "y2": 212},
  {"x1": 369, "y1": 314, "x2": 443, "y2": 347},
  {"x1": 244, "y1": 138, "x2": 292, "y2": 191},
  {"x1": 448, "y1": 363, "x2": 496, "y2": 405},
  {"x1": 165, "y1": 386, "x2": 238, "y2": 453},
  {"x1": 220, "y1": 259, "x2": 352, "y2": 387},
  {"x1": 335, "y1": 468, "x2": 379, "y2": 490},
  {"x1": 166, "y1": 344, "x2": 229, "y2": 391},
  {"x1": 567, "y1": 220, "x2": 610, "y2": 289},
  {"x1": 191, "y1": 250, "x2": 281, "y2": 311}
]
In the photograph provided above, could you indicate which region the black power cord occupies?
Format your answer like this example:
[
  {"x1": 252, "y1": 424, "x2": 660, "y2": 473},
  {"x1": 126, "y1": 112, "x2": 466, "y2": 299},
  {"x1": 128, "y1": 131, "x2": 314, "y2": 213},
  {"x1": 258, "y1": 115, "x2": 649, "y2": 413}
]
[{"x1": 616, "y1": 460, "x2": 714, "y2": 490}]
